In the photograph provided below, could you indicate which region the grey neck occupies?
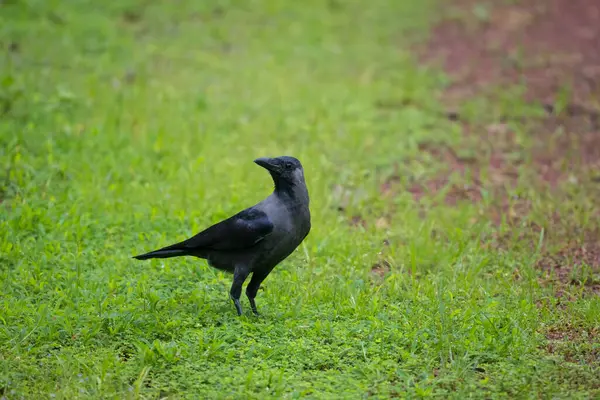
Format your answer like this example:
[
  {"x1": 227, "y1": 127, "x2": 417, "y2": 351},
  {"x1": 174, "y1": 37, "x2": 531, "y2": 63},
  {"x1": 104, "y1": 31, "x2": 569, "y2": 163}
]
[{"x1": 274, "y1": 180, "x2": 309, "y2": 206}]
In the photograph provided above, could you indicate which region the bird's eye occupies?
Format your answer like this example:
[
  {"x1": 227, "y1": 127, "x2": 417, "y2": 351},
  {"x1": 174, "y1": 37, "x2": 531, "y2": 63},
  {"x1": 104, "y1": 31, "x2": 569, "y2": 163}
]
[{"x1": 285, "y1": 162, "x2": 293, "y2": 170}]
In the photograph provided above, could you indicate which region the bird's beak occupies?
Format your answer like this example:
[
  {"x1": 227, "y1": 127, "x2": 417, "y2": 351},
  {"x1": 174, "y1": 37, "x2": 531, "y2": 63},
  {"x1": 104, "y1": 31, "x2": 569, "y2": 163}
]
[{"x1": 254, "y1": 157, "x2": 281, "y2": 173}]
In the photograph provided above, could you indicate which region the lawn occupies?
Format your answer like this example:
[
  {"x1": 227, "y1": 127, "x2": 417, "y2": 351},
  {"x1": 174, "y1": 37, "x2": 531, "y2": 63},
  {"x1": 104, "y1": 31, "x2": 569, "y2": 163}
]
[{"x1": 1, "y1": 0, "x2": 598, "y2": 398}]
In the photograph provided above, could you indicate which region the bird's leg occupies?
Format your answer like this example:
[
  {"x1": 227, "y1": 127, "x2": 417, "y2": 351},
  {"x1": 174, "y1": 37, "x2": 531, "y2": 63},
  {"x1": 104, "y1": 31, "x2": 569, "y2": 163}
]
[
  {"x1": 230, "y1": 266, "x2": 250, "y2": 316},
  {"x1": 245, "y1": 271, "x2": 269, "y2": 316}
]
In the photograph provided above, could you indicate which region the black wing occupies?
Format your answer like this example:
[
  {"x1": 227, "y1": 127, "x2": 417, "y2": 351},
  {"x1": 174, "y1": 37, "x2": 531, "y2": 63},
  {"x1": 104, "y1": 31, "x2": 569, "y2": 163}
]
[{"x1": 181, "y1": 208, "x2": 274, "y2": 251}]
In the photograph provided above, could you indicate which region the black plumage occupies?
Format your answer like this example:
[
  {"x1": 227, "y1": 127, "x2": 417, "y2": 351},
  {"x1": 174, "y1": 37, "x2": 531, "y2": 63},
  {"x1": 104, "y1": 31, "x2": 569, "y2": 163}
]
[{"x1": 133, "y1": 156, "x2": 311, "y2": 316}]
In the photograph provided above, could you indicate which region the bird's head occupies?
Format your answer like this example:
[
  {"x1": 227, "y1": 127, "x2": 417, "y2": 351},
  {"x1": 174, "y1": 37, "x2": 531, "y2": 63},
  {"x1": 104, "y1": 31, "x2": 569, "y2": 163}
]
[{"x1": 254, "y1": 156, "x2": 306, "y2": 189}]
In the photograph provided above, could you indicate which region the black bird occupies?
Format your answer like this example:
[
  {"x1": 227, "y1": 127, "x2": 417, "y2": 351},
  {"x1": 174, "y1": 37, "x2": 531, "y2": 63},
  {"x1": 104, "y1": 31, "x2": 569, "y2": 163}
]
[{"x1": 133, "y1": 156, "x2": 311, "y2": 316}]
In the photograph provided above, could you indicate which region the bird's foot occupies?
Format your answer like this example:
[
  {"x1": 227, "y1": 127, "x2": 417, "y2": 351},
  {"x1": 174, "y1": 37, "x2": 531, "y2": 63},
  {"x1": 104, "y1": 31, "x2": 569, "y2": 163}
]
[
  {"x1": 248, "y1": 298, "x2": 260, "y2": 316},
  {"x1": 232, "y1": 298, "x2": 243, "y2": 316}
]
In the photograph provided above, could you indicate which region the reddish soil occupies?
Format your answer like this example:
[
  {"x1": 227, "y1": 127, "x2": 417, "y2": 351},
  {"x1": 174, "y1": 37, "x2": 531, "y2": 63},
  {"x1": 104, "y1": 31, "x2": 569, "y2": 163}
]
[
  {"x1": 370, "y1": 260, "x2": 391, "y2": 279},
  {"x1": 425, "y1": 0, "x2": 600, "y2": 107},
  {"x1": 537, "y1": 229, "x2": 600, "y2": 290},
  {"x1": 419, "y1": 0, "x2": 600, "y2": 184},
  {"x1": 408, "y1": 0, "x2": 600, "y2": 294},
  {"x1": 545, "y1": 325, "x2": 599, "y2": 364}
]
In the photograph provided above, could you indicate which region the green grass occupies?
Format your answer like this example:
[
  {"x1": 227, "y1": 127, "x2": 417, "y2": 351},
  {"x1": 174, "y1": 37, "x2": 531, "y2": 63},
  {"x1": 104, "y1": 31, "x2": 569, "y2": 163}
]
[{"x1": 1, "y1": 0, "x2": 598, "y2": 398}]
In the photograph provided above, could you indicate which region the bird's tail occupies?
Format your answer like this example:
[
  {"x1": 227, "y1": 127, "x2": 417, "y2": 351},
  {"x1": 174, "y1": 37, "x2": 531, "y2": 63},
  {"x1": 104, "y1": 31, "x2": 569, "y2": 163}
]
[{"x1": 133, "y1": 241, "x2": 189, "y2": 260}]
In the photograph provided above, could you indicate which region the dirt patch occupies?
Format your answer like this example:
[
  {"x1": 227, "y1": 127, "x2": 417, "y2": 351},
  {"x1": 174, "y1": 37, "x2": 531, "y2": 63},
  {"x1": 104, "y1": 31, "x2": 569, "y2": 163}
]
[
  {"x1": 419, "y1": 0, "x2": 600, "y2": 184},
  {"x1": 350, "y1": 215, "x2": 367, "y2": 228},
  {"x1": 407, "y1": 123, "x2": 522, "y2": 203},
  {"x1": 410, "y1": 0, "x2": 600, "y2": 294},
  {"x1": 546, "y1": 325, "x2": 598, "y2": 343},
  {"x1": 370, "y1": 260, "x2": 391, "y2": 278},
  {"x1": 537, "y1": 229, "x2": 600, "y2": 292},
  {"x1": 382, "y1": 127, "x2": 525, "y2": 224},
  {"x1": 424, "y1": 0, "x2": 600, "y2": 106},
  {"x1": 406, "y1": 141, "x2": 481, "y2": 206},
  {"x1": 545, "y1": 325, "x2": 599, "y2": 364}
]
